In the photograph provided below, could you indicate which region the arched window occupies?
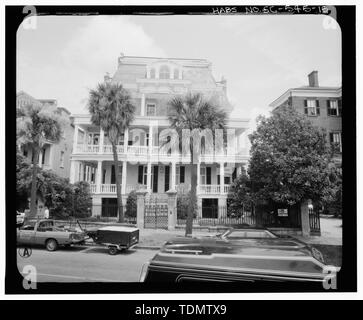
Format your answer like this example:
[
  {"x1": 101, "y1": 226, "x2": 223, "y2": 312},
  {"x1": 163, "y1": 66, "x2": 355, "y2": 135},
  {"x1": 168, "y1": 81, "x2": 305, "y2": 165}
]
[
  {"x1": 159, "y1": 65, "x2": 170, "y2": 79},
  {"x1": 150, "y1": 68, "x2": 156, "y2": 79},
  {"x1": 173, "y1": 69, "x2": 179, "y2": 79}
]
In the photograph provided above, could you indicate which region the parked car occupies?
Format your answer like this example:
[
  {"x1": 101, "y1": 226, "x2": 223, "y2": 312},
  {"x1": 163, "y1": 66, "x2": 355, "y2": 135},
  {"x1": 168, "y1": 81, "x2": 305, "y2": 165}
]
[
  {"x1": 17, "y1": 219, "x2": 88, "y2": 251},
  {"x1": 140, "y1": 234, "x2": 336, "y2": 288},
  {"x1": 16, "y1": 211, "x2": 25, "y2": 226}
]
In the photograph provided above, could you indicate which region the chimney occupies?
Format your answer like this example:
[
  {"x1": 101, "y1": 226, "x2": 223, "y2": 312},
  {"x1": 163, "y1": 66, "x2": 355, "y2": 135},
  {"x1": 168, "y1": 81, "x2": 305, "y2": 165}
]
[{"x1": 308, "y1": 70, "x2": 319, "y2": 87}]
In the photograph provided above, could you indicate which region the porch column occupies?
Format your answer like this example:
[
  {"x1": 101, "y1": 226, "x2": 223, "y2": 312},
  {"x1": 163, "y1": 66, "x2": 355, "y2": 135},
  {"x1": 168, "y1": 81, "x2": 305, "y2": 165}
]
[
  {"x1": 220, "y1": 162, "x2": 225, "y2": 194},
  {"x1": 148, "y1": 125, "x2": 153, "y2": 154},
  {"x1": 98, "y1": 128, "x2": 104, "y2": 154},
  {"x1": 171, "y1": 162, "x2": 176, "y2": 190},
  {"x1": 121, "y1": 161, "x2": 127, "y2": 194},
  {"x1": 237, "y1": 164, "x2": 242, "y2": 176},
  {"x1": 70, "y1": 160, "x2": 76, "y2": 184},
  {"x1": 96, "y1": 160, "x2": 102, "y2": 193},
  {"x1": 124, "y1": 128, "x2": 129, "y2": 153},
  {"x1": 197, "y1": 163, "x2": 200, "y2": 193},
  {"x1": 73, "y1": 125, "x2": 79, "y2": 153},
  {"x1": 147, "y1": 162, "x2": 152, "y2": 192},
  {"x1": 38, "y1": 149, "x2": 43, "y2": 167},
  {"x1": 141, "y1": 93, "x2": 145, "y2": 116}
]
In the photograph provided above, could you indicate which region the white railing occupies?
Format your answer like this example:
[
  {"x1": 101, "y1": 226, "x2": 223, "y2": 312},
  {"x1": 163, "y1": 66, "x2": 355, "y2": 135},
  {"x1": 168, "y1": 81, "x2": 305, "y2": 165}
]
[
  {"x1": 127, "y1": 145, "x2": 149, "y2": 155},
  {"x1": 74, "y1": 143, "x2": 248, "y2": 160},
  {"x1": 223, "y1": 185, "x2": 231, "y2": 194},
  {"x1": 76, "y1": 144, "x2": 99, "y2": 153},
  {"x1": 100, "y1": 184, "x2": 120, "y2": 193},
  {"x1": 198, "y1": 185, "x2": 221, "y2": 194},
  {"x1": 89, "y1": 184, "x2": 97, "y2": 193},
  {"x1": 103, "y1": 145, "x2": 124, "y2": 154}
]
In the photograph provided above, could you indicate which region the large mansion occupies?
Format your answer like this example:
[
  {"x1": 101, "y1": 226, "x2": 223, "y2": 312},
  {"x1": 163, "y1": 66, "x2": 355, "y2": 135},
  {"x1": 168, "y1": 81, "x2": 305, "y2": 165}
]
[{"x1": 70, "y1": 55, "x2": 250, "y2": 218}]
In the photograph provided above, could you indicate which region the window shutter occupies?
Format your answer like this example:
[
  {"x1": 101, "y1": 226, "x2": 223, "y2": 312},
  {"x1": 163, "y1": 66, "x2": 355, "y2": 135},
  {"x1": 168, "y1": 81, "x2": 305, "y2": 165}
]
[
  {"x1": 217, "y1": 175, "x2": 220, "y2": 185},
  {"x1": 329, "y1": 132, "x2": 334, "y2": 144},
  {"x1": 327, "y1": 100, "x2": 331, "y2": 116},
  {"x1": 338, "y1": 99, "x2": 342, "y2": 116},
  {"x1": 180, "y1": 166, "x2": 185, "y2": 183},
  {"x1": 304, "y1": 100, "x2": 308, "y2": 114},
  {"x1": 316, "y1": 100, "x2": 320, "y2": 115},
  {"x1": 138, "y1": 165, "x2": 143, "y2": 184},
  {"x1": 164, "y1": 166, "x2": 170, "y2": 192},
  {"x1": 206, "y1": 167, "x2": 211, "y2": 185}
]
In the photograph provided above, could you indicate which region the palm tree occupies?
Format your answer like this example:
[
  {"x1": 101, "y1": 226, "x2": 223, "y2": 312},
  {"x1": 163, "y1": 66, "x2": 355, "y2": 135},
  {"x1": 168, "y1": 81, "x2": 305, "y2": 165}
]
[
  {"x1": 88, "y1": 82, "x2": 135, "y2": 222},
  {"x1": 17, "y1": 103, "x2": 68, "y2": 219},
  {"x1": 167, "y1": 92, "x2": 227, "y2": 236}
]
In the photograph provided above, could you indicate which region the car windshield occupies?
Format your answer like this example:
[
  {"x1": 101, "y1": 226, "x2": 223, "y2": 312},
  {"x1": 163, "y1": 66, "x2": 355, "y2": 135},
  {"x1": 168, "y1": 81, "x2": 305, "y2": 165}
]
[
  {"x1": 21, "y1": 222, "x2": 36, "y2": 230},
  {"x1": 224, "y1": 229, "x2": 276, "y2": 239}
]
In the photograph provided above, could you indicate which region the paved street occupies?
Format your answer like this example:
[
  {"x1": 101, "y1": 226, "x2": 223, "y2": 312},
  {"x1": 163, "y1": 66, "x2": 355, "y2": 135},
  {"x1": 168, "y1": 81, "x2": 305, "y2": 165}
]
[{"x1": 17, "y1": 246, "x2": 156, "y2": 282}]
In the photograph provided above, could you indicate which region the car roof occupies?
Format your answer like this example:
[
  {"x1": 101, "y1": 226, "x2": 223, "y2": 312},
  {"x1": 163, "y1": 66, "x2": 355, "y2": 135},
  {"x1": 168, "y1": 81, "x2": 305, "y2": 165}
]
[{"x1": 150, "y1": 239, "x2": 326, "y2": 280}]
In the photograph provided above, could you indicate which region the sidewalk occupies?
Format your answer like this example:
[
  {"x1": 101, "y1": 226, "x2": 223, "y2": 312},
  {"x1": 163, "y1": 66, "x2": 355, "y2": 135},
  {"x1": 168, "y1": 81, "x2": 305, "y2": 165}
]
[{"x1": 294, "y1": 216, "x2": 342, "y2": 246}]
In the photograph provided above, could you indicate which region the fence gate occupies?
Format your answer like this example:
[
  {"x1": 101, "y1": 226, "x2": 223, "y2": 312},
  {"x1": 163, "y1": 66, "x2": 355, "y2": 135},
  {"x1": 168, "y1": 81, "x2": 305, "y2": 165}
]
[
  {"x1": 144, "y1": 196, "x2": 168, "y2": 229},
  {"x1": 309, "y1": 208, "x2": 321, "y2": 235}
]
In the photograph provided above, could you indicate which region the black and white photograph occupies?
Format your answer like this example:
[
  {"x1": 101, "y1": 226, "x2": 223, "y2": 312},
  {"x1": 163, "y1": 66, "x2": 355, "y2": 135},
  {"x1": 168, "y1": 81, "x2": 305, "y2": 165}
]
[{"x1": 3, "y1": 3, "x2": 358, "y2": 300}]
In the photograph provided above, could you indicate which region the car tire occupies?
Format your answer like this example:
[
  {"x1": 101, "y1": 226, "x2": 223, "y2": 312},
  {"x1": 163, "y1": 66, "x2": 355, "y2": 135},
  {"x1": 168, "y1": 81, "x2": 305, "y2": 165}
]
[
  {"x1": 45, "y1": 239, "x2": 58, "y2": 251},
  {"x1": 108, "y1": 246, "x2": 118, "y2": 255}
]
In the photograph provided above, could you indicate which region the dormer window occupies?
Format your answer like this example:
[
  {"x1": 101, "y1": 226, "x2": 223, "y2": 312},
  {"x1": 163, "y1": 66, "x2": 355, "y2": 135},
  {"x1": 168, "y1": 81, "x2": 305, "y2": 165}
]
[
  {"x1": 159, "y1": 65, "x2": 170, "y2": 79},
  {"x1": 150, "y1": 68, "x2": 156, "y2": 79}
]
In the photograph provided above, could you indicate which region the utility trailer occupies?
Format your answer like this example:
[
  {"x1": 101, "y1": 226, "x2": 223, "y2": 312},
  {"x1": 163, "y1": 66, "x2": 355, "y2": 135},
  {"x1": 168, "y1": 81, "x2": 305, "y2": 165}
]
[{"x1": 86, "y1": 226, "x2": 139, "y2": 255}]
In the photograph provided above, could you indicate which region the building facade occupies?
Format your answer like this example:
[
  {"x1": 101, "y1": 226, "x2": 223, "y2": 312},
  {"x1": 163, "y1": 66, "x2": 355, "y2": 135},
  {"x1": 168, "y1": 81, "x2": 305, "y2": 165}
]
[
  {"x1": 17, "y1": 91, "x2": 74, "y2": 179},
  {"x1": 269, "y1": 71, "x2": 342, "y2": 166},
  {"x1": 70, "y1": 55, "x2": 250, "y2": 218}
]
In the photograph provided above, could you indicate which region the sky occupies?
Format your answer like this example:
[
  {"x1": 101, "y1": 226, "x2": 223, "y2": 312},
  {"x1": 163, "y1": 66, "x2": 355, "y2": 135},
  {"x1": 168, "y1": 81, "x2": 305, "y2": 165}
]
[{"x1": 17, "y1": 14, "x2": 341, "y2": 124}]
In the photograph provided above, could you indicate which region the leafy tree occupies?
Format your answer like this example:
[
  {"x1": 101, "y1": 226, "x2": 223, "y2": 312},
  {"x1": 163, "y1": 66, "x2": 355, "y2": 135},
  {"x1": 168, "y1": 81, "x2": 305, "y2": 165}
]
[
  {"x1": 88, "y1": 82, "x2": 136, "y2": 222},
  {"x1": 16, "y1": 151, "x2": 92, "y2": 219},
  {"x1": 17, "y1": 103, "x2": 69, "y2": 218},
  {"x1": 125, "y1": 190, "x2": 137, "y2": 218},
  {"x1": 227, "y1": 172, "x2": 254, "y2": 217},
  {"x1": 248, "y1": 105, "x2": 338, "y2": 208},
  {"x1": 168, "y1": 92, "x2": 227, "y2": 235},
  {"x1": 71, "y1": 181, "x2": 93, "y2": 218}
]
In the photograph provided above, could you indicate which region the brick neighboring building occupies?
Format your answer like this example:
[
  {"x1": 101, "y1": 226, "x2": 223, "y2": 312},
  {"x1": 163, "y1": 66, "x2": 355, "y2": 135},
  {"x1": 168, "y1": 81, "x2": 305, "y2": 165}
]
[
  {"x1": 16, "y1": 91, "x2": 74, "y2": 179},
  {"x1": 269, "y1": 71, "x2": 342, "y2": 166}
]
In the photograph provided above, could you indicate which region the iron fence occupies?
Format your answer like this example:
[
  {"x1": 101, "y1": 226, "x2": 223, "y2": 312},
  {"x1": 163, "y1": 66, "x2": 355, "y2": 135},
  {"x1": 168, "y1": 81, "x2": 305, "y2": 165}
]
[
  {"x1": 177, "y1": 206, "x2": 257, "y2": 227},
  {"x1": 309, "y1": 208, "x2": 321, "y2": 234}
]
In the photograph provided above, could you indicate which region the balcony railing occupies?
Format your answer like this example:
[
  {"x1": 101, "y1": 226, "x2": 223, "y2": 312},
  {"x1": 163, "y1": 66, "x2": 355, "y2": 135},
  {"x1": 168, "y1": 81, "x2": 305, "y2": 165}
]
[
  {"x1": 198, "y1": 184, "x2": 231, "y2": 194},
  {"x1": 89, "y1": 183, "x2": 229, "y2": 195},
  {"x1": 74, "y1": 144, "x2": 247, "y2": 159}
]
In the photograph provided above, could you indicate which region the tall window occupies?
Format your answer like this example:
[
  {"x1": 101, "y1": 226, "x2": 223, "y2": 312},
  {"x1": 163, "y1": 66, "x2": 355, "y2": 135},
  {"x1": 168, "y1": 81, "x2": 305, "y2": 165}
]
[
  {"x1": 200, "y1": 167, "x2": 206, "y2": 185},
  {"x1": 330, "y1": 132, "x2": 342, "y2": 153},
  {"x1": 146, "y1": 103, "x2": 156, "y2": 116},
  {"x1": 150, "y1": 68, "x2": 156, "y2": 79},
  {"x1": 159, "y1": 65, "x2": 170, "y2": 79},
  {"x1": 304, "y1": 99, "x2": 320, "y2": 116},
  {"x1": 176, "y1": 166, "x2": 185, "y2": 184},
  {"x1": 173, "y1": 69, "x2": 179, "y2": 79},
  {"x1": 328, "y1": 100, "x2": 341, "y2": 116},
  {"x1": 60, "y1": 151, "x2": 64, "y2": 167}
]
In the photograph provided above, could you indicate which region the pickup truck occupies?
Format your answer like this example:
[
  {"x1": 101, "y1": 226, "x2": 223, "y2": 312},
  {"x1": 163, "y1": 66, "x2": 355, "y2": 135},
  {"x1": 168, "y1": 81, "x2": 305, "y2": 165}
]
[{"x1": 17, "y1": 219, "x2": 87, "y2": 251}]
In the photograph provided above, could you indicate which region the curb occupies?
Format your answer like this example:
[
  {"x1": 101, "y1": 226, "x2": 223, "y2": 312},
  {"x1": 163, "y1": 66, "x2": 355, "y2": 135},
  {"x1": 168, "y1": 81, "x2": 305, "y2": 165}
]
[{"x1": 134, "y1": 245, "x2": 161, "y2": 250}]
